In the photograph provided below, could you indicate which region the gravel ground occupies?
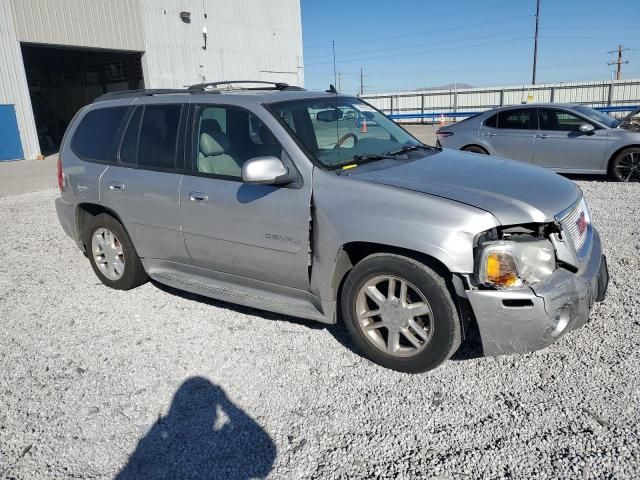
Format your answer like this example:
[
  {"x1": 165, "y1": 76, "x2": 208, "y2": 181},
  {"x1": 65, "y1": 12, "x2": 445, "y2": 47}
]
[{"x1": 0, "y1": 180, "x2": 639, "y2": 479}]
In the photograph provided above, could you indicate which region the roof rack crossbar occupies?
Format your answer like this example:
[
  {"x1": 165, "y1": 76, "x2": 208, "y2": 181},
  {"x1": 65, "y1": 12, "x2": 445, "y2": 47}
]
[{"x1": 188, "y1": 80, "x2": 303, "y2": 92}]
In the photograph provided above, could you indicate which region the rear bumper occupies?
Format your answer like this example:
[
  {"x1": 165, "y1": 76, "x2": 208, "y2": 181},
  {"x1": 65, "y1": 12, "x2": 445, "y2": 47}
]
[
  {"x1": 467, "y1": 228, "x2": 608, "y2": 356},
  {"x1": 55, "y1": 196, "x2": 79, "y2": 246}
]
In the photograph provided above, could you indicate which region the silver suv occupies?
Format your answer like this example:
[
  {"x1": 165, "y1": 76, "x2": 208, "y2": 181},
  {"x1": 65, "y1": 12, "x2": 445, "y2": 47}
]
[{"x1": 55, "y1": 81, "x2": 609, "y2": 372}]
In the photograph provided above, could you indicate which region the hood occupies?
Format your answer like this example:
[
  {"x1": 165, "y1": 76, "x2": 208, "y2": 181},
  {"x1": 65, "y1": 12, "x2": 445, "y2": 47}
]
[{"x1": 350, "y1": 149, "x2": 580, "y2": 225}]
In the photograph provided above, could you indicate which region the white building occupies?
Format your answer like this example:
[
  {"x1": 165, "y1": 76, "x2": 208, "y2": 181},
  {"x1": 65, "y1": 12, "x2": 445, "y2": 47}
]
[{"x1": 0, "y1": 0, "x2": 303, "y2": 161}]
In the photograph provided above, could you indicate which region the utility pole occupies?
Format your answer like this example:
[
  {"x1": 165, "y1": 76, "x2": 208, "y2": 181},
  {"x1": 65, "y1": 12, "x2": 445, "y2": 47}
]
[
  {"x1": 531, "y1": 0, "x2": 540, "y2": 84},
  {"x1": 360, "y1": 68, "x2": 364, "y2": 96},
  {"x1": 332, "y1": 40, "x2": 337, "y2": 88},
  {"x1": 336, "y1": 72, "x2": 343, "y2": 92},
  {"x1": 608, "y1": 44, "x2": 631, "y2": 80}
]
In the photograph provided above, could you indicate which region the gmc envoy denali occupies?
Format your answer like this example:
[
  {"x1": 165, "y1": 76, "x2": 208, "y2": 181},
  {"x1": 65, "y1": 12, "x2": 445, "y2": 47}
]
[{"x1": 55, "y1": 81, "x2": 609, "y2": 372}]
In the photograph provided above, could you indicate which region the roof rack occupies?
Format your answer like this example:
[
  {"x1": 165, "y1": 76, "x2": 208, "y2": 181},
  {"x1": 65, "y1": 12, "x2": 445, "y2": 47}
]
[
  {"x1": 187, "y1": 80, "x2": 305, "y2": 92},
  {"x1": 93, "y1": 81, "x2": 305, "y2": 103},
  {"x1": 94, "y1": 89, "x2": 191, "y2": 102}
]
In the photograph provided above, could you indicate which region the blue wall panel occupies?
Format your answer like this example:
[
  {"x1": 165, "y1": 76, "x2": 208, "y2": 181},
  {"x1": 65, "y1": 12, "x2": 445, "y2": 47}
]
[{"x1": 0, "y1": 104, "x2": 24, "y2": 161}]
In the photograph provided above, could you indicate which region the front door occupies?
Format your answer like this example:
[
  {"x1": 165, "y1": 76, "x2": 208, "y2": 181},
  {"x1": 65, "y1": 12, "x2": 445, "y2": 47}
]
[
  {"x1": 484, "y1": 107, "x2": 537, "y2": 163},
  {"x1": 180, "y1": 104, "x2": 312, "y2": 290},
  {"x1": 533, "y1": 108, "x2": 608, "y2": 171}
]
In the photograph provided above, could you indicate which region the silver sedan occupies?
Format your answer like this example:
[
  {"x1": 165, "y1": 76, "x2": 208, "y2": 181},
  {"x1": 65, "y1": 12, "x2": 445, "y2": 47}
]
[{"x1": 436, "y1": 103, "x2": 640, "y2": 181}]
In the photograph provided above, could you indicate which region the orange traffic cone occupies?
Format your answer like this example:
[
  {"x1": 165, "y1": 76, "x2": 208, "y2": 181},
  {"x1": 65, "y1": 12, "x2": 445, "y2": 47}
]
[{"x1": 360, "y1": 117, "x2": 368, "y2": 133}]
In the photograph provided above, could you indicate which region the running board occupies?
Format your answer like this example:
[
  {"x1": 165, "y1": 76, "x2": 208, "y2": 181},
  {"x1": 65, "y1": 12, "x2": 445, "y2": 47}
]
[{"x1": 142, "y1": 259, "x2": 329, "y2": 323}]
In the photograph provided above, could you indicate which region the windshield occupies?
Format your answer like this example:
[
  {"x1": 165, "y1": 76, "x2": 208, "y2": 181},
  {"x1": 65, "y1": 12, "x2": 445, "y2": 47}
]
[
  {"x1": 573, "y1": 105, "x2": 619, "y2": 128},
  {"x1": 268, "y1": 97, "x2": 423, "y2": 169}
]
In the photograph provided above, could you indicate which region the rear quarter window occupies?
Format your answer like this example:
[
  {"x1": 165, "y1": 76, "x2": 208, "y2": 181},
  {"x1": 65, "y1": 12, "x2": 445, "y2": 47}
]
[{"x1": 71, "y1": 107, "x2": 128, "y2": 162}]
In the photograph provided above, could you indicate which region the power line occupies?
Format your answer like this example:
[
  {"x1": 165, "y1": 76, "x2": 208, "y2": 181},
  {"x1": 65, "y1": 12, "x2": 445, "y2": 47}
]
[
  {"x1": 305, "y1": 36, "x2": 532, "y2": 67},
  {"x1": 305, "y1": 29, "x2": 531, "y2": 60}
]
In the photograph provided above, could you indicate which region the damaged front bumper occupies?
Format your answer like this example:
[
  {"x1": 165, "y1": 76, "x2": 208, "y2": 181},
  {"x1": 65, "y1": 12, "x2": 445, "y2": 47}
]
[{"x1": 466, "y1": 228, "x2": 608, "y2": 356}]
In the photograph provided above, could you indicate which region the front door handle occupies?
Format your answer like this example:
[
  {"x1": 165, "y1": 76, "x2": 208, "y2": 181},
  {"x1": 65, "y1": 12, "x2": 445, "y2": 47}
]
[
  {"x1": 109, "y1": 181, "x2": 125, "y2": 191},
  {"x1": 534, "y1": 134, "x2": 549, "y2": 139},
  {"x1": 189, "y1": 191, "x2": 208, "y2": 202}
]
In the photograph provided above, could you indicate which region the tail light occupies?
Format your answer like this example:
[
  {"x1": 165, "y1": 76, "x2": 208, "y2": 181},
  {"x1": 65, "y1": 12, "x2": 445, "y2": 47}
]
[
  {"x1": 57, "y1": 156, "x2": 65, "y2": 192},
  {"x1": 436, "y1": 131, "x2": 454, "y2": 139}
]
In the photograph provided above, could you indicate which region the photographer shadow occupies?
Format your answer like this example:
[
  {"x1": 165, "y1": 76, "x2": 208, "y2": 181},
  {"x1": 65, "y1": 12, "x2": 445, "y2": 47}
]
[{"x1": 116, "y1": 377, "x2": 276, "y2": 480}]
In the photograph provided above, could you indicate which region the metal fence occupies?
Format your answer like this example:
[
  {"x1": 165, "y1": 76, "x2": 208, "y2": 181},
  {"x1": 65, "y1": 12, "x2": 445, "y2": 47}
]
[{"x1": 360, "y1": 78, "x2": 640, "y2": 123}]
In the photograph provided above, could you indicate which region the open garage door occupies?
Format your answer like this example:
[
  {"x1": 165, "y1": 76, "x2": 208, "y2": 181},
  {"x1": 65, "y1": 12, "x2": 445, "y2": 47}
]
[{"x1": 21, "y1": 44, "x2": 144, "y2": 155}]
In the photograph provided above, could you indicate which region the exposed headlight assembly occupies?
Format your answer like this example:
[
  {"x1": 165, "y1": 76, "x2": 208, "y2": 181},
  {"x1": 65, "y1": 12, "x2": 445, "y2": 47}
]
[{"x1": 477, "y1": 239, "x2": 556, "y2": 289}]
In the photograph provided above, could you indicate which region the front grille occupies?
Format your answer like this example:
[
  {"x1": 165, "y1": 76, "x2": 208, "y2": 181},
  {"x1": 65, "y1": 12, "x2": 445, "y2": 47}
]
[{"x1": 558, "y1": 198, "x2": 590, "y2": 256}]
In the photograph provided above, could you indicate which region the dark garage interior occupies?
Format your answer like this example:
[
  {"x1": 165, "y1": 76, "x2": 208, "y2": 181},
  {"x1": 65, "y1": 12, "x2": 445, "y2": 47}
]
[{"x1": 21, "y1": 44, "x2": 144, "y2": 155}]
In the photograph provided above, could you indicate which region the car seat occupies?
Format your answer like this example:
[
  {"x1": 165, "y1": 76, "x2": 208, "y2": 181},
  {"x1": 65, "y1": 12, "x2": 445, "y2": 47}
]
[{"x1": 198, "y1": 131, "x2": 244, "y2": 177}]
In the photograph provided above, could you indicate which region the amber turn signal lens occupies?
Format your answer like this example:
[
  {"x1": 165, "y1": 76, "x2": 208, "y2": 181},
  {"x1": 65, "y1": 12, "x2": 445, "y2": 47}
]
[{"x1": 485, "y1": 252, "x2": 519, "y2": 287}]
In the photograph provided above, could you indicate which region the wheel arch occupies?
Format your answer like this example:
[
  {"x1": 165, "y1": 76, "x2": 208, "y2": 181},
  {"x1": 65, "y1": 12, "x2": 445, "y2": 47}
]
[
  {"x1": 329, "y1": 241, "x2": 471, "y2": 331},
  {"x1": 75, "y1": 203, "x2": 125, "y2": 253},
  {"x1": 606, "y1": 144, "x2": 640, "y2": 175},
  {"x1": 461, "y1": 144, "x2": 490, "y2": 154}
]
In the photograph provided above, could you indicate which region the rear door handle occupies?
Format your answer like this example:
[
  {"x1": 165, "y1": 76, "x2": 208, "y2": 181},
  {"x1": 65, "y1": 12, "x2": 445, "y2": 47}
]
[
  {"x1": 189, "y1": 191, "x2": 208, "y2": 202},
  {"x1": 109, "y1": 181, "x2": 125, "y2": 191},
  {"x1": 486, "y1": 132, "x2": 497, "y2": 137},
  {"x1": 535, "y1": 134, "x2": 549, "y2": 139}
]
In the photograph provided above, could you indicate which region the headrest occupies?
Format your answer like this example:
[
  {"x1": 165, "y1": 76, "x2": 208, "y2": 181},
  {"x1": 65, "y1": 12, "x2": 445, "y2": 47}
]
[
  {"x1": 258, "y1": 124, "x2": 277, "y2": 144},
  {"x1": 201, "y1": 119, "x2": 222, "y2": 134},
  {"x1": 200, "y1": 131, "x2": 230, "y2": 156}
]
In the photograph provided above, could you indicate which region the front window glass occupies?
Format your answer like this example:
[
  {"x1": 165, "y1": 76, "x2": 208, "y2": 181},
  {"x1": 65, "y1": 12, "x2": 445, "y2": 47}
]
[
  {"x1": 268, "y1": 97, "x2": 420, "y2": 168},
  {"x1": 539, "y1": 109, "x2": 589, "y2": 132},
  {"x1": 195, "y1": 106, "x2": 282, "y2": 178},
  {"x1": 573, "y1": 105, "x2": 618, "y2": 128}
]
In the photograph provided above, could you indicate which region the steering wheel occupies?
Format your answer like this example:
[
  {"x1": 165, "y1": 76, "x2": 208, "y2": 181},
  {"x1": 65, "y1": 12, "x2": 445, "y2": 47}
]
[{"x1": 333, "y1": 132, "x2": 358, "y2": 149}]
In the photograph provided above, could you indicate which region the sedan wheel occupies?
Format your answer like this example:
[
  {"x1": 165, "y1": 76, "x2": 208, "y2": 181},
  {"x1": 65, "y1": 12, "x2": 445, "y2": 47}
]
[{"x1": 612, "y1": 148, "x2": 640, "y2": 182}]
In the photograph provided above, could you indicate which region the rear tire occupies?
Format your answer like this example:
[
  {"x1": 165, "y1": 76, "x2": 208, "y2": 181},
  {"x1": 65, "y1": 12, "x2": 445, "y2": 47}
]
[
  {"x1": 85, "y1": 213, "x2": 147, "y2": 290},
  {"x1": 340, "y1": 254, "x2": 461, "y2": 373},
  {"x1": 462, "y1": 145, "x2": 489, "y2": 154},
  {"x1": 609, "y1": 147, "x2": 640, "y2": 182}
]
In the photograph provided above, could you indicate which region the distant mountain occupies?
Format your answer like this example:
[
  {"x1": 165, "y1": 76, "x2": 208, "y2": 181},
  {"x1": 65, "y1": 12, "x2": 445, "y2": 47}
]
[{"x1": 416, "y1": 83, "x2": 474, "y2": 91}]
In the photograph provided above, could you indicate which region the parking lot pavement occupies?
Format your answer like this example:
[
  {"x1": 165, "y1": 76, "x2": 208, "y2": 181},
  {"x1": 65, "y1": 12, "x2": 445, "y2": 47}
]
[
  {"x1": 0, "y1": 156, "x2": 58, "y2": 198},
  {"x1": 0, "y1": 181, "x2": 639, "y2": 479}
]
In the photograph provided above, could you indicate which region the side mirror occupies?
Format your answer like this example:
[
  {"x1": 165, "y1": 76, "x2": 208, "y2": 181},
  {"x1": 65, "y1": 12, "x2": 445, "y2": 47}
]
[
  {"x1": 316, "y1": 109, "x2": 343, "y2": 122},
  {"x1": 579, "y1": 123, "x2": 595, "y2": 134},
  {"x1": 241, "y1": 156, "x2": 292, "y2": 185}
]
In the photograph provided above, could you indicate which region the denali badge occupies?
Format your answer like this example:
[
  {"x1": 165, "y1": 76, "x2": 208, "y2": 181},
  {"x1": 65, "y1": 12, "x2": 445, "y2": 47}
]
[{"x1": 576, "y1": 211, "x2": 588, "y2": 235}]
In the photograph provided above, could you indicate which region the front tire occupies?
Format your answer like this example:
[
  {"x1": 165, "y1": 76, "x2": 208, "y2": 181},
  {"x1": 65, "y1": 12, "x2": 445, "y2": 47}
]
[
  {"x1": 86, "y1": 213, "x2": 147, "y2": 290},
  {"x1": 609, "y1": 147, "x2": 640, "y2": 182},
  {"x1": 340, "y1": 254, "x2": 461, "y2": 373}
]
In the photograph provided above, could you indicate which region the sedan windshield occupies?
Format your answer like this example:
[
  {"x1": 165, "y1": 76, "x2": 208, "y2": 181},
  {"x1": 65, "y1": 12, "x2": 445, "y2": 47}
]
[
  {"x1": 268, "y1": 97, "x2": 424, "y2": 169},
  {"x1": 573, "y1": 105, "x2": 619, "y2": 128}
]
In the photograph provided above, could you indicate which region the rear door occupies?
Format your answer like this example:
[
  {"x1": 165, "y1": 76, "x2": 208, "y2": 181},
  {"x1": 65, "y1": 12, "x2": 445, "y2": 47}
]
[
  {"x1": 484, "y1": 107, "x2": 537, "y2": 163},
  {"x1": 532, "y1": 108, "x2": 608, "y2": 171},
  {"x1": 180, "y1": 104, "x2": 312, "y2": 289},
  {"x1": 99, "y1": 98, "x2": 190, "y2": 264}
]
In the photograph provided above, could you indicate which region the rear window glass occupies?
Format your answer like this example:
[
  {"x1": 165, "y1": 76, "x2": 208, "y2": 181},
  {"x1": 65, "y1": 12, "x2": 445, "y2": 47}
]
[
  {"x1": 71, "y1": 107, "x2": 127, "y2": 161},
  {"x1": 119, "y1": 107, "x2": 142, "y2": 164},
  {"x1": 484, "y1": 113, "x2": 498, "y2": 128},
  {"x1": 497, "y1": 108, "x2": 536, "y2": 130},
  {"x1": 138, "y1": 105, "x2": 182, "y2": 169}
]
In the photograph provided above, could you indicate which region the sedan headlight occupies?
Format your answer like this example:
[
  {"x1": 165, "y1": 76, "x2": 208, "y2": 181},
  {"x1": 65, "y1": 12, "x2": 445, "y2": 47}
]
[{"x1": 477, "y1": 239, "x2": 556, "y2": 289}]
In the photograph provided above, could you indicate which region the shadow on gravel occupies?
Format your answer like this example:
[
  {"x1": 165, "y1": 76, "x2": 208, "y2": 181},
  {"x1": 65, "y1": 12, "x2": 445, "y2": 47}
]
[
  {"x1": 116, "y1": 377, "x2": 276, "y2": 480},
  {"x1": 151, "y1": 280, "x2": 357, "y2": 353},
  {"x1": 151, "y1": 281, "x2": 485, "y2": 365}
]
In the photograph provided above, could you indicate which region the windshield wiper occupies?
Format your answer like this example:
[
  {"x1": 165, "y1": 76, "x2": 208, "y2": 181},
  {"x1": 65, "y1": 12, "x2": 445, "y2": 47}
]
[
  {"x1": 329, "y1": 154, "x2": 398, "y2": 170},
  {"x1": 387, "y1": 144, "x2": 437, "y2": 156}
]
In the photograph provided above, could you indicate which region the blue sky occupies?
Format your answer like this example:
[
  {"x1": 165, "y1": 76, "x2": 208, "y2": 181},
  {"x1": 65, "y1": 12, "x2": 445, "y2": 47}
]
[{"x1": 301, "y1": 0, "x2": 640, "y2": 94}]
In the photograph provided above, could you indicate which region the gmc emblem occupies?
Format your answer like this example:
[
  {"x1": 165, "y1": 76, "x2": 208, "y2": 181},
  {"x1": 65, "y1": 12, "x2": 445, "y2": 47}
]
[{"x1": 576, "y1": 211, "x2": 588, "y2": 235}]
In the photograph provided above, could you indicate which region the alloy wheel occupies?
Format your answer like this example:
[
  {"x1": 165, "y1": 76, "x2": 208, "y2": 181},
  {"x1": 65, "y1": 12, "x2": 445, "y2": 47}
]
[
  {"x1": 91, "y1": 227, "x2": 125, "y2": 281},
  {"x1": 355, "y1": 275, "x2": 434, "y2": 357},
  {"x1": 615, "y1": 151, "x2": 640, "y2": 182}
]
